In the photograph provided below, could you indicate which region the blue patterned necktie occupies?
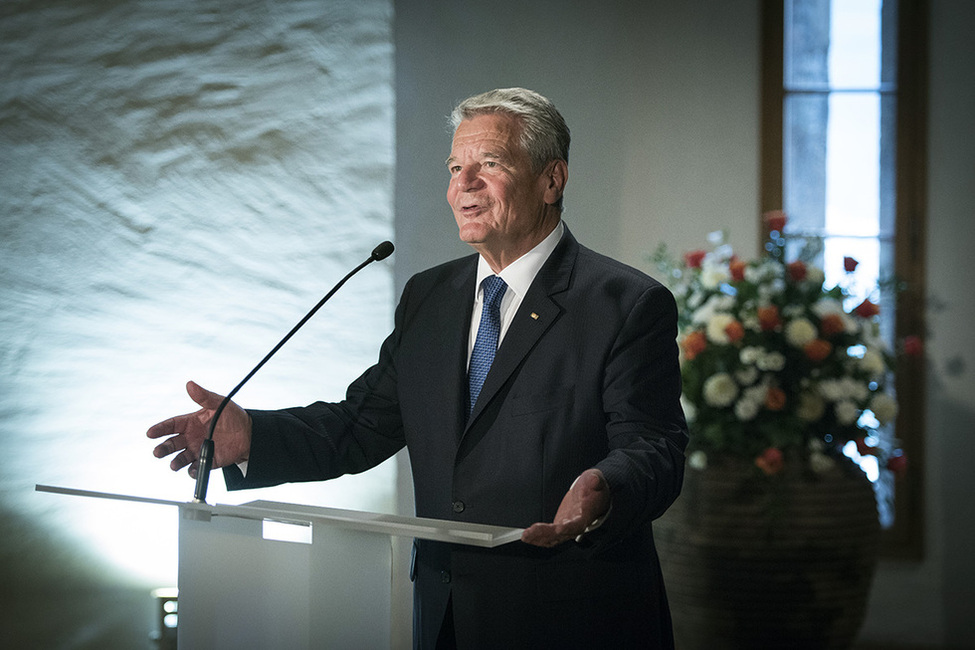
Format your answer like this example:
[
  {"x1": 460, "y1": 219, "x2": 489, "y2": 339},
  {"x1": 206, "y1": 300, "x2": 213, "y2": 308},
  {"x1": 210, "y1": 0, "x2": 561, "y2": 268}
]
[{"x1": 468, "y1": 275, "x2": 508, "y2": 416}]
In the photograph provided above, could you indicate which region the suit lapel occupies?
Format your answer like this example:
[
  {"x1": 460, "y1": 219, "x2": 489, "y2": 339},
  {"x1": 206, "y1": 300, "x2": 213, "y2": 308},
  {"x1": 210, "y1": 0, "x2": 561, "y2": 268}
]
[{"x1": 442, "y1": 259, "x2": 478, "y2": 437}]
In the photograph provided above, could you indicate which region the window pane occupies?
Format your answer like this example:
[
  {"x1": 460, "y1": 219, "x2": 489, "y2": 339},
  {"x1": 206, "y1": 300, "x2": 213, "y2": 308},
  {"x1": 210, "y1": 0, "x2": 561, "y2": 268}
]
[
  {"x1": 785, "y1": 0, "x2": 830, "y2": 88},
  {"x1": 825, "y1": 92, "x2": 881, "y2": 237},
  {"x1": 828, "y1": 0, "x2": 883, "y2": 89},
  {"x1": 783, "y1": 0, "x2": 901, "y2": 530}
]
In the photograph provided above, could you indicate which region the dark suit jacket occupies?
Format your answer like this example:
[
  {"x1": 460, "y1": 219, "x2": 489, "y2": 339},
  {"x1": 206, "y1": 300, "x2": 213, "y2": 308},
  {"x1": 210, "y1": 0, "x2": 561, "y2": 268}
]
[{"x1": 225, "y1": 226, "x2": 688, "y2": 648}]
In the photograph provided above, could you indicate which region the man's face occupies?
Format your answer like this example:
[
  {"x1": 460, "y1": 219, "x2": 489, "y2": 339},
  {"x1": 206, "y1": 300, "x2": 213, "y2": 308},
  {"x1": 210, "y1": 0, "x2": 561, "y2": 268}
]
[{"x1": 446, "y1": 113, "x2": 559, "y2": 262}]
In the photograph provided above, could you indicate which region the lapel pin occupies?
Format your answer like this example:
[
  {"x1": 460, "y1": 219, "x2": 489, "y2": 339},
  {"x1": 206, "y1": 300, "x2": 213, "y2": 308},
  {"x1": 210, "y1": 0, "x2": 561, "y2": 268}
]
[{"x1": 530, "y1": 312, "x2": 539, "y2": 320}]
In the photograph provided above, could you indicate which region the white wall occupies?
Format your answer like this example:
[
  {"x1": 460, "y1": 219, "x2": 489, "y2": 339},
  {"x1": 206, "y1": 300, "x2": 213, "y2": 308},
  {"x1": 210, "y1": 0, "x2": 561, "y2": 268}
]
[
  {"x1": 0, "y1": 1, "x2": 395, "y2": 646},
  {"x1": 393, "y1": 0, "x2": 760, "y2": 286}
]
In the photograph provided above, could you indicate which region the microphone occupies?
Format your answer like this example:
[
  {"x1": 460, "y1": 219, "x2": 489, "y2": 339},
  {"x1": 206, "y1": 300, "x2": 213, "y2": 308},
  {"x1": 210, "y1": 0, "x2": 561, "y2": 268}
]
[{"x1": 193, "y1": 240, "x2": 395, "y2": 503}]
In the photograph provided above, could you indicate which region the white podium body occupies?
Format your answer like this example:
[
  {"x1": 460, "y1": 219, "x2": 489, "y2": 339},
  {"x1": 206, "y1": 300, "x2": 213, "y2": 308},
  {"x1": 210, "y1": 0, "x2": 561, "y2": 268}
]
[{"x1": 37, "y1": 485, "x2": 523, "y2": 649}]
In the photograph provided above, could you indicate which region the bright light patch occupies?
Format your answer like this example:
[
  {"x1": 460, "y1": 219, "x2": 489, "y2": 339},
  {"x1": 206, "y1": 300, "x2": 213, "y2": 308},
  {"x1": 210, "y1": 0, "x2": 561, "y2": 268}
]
[
  {"x1": 1, "y1": 0, "x2": 394, "y2": 592},
  {"x1": 264, "y1": 519, "x2": 314, "y2": 545}
]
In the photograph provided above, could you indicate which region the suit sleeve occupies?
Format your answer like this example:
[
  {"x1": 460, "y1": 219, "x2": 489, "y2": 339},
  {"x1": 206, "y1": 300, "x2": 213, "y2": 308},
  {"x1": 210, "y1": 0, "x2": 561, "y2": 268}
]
[
  {"x1": 590, "y1": 282, "x2": 688, "y2": 548},
  {"x1": 222, "y1": 280, "x2": 413, "y2": 491}
]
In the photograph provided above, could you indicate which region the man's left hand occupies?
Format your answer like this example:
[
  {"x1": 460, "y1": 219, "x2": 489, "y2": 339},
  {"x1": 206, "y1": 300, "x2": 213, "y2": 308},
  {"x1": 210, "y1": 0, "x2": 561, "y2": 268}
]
[{"x1": 521, "y1": 468, "x2": 611, "y2": 547}]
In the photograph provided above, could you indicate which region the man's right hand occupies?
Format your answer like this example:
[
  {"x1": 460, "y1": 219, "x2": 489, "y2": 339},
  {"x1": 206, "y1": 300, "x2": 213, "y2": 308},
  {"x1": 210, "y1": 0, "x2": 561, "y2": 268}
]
[{"x1": 147, "y1": 380, "x2": 252, "y2": 478}]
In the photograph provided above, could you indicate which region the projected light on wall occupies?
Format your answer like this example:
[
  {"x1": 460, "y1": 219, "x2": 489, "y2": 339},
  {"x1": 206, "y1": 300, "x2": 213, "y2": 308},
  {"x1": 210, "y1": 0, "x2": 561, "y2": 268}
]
[{"x1": 1, "y1": 0, "x2": 394, "y2": 593}]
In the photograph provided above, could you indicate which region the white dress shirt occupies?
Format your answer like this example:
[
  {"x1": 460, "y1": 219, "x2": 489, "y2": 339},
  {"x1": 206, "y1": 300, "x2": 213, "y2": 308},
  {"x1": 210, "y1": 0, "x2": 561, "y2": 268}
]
[{"x1": 467, "y1": 220, "x2": 564, "y2": 367}]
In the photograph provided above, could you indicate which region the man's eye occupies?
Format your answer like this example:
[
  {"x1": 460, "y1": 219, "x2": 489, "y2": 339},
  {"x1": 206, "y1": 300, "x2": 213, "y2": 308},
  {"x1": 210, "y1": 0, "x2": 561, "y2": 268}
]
[{"x1": 484, "y1": 161, "x2": 498, "y2": 168}]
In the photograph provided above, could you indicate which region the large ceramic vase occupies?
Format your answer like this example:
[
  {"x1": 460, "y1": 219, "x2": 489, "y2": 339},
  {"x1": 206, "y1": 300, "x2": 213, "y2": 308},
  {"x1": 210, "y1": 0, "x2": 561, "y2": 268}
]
[{"x1": 655, "y1": 455, "x2": 880, "y2": 649}]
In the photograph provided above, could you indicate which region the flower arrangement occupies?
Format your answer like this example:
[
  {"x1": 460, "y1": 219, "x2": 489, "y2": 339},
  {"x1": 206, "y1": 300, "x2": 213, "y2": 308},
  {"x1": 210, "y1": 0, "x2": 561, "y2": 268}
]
[{"x1": 654, "y1": 211, "x2": 909, "y2": 477}]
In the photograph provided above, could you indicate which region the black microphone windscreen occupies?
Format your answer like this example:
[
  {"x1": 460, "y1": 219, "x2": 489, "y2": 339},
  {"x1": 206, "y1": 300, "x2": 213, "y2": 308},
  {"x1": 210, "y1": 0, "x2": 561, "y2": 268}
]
[{"x1": 371, "y1": 241, "x2": 395, "y2": 261}]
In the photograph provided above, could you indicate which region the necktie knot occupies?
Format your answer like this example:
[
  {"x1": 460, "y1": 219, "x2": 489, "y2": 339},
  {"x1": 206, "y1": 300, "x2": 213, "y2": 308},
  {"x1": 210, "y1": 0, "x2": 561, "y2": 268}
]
[{"x1": 481, "y1": 275, "x2": 507, "y2": 310}]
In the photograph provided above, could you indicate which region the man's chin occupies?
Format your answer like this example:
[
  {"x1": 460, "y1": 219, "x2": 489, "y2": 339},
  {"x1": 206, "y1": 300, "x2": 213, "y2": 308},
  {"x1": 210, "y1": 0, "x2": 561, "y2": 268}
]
[{"x1": 458, "y1": 223, "x2": 491, "y2": 246}]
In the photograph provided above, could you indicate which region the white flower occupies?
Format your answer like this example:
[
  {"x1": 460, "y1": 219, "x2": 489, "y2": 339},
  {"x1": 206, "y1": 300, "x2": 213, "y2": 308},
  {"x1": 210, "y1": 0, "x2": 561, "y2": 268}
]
[
  {"x1": 783, "y1": 304, "x2": 805, "y2": 319},
  {"x1": 870, "y1": 393, "x2": 899, "y2": 424},
  {"x1": 757, "y1": 351, "x2": 786, "y2": 372},
  {"x1": 813, "y1": 298, "x2": 858, "y2": 334},
  {"x1": 835, "y1": 400, "x2": 860, "y2": 426},
  {"x1": 734, "y1": 397, "x2": 761, "y2": 421},
  {"x1": 785, "y1": 318, "x2": 818, "y2": 347},
  {"x1": 691, "y1": 293, "x2": 735, "y2": 326},
  {"x1": 797, "y1": 391, "x2": 826, "y2": 422},
  {"x1": 809, "y1": 451, "x2": 835, "y2": 475},
  {"x1": 819, "y1": 377, "x2": 869, "y2": 403},
  {"x1": 688, "y1": 450, "x2": 708, "y2": 470},
  {"x1": 735, "y1": 366, "x2": 760, "y2": 386},
  {"x1": 805, "y1": 266, "x2": 825, "y2": 287},
  {"x1": 759, "y1": 278, "x2": 786, "y2": 298},
  {"x1": 706, "y1": 312, "x2": 737, "y2": 344},
  {"x1": 740, "y1": 346, "x2": 762, "y2": 364},
  {"x1": 734, "y1": 383, "x2": 769, "y2": 421},
  {"x1": 859, "y1": 348, "x2": 887, "y2": 378},
  {"x1": 700, "y1": 261, "x2": 730, "y2": 289},
  {"x1": 703, "y1": 373, "x2": 739, "y2": 407}
]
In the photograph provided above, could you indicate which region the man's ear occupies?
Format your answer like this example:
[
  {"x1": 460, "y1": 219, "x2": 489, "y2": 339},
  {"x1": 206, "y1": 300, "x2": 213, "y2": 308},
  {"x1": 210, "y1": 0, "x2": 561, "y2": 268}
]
[{"x1": 543, "y1": 159, "x2": 568, "y2": 206}]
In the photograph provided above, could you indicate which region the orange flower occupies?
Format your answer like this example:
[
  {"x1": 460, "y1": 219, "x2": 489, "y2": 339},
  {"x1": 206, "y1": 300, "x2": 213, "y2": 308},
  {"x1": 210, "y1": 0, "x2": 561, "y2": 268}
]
[
  {"x1": 819, "y1": 313, "x2": 845, "y2": 337},
  {"x1": 681, "y1": 331, "x2": 708, "y2": 360},
  {"x1": 787, "y1": 260, "x2": 807, "y2": 282},
  {"x1": 729, "y1": 258, "x2": 747, "y2": 282},
  {"x1": 724, "y1": 320, "x2": 746, "y2": 343},
  {"x1": 755, "y1": 447, "x2": 785, "y2": 476},
  {"x1": 764, "y1": 386, "x2": 787, "y2": 411},
  {"x1": 854, "y1": 299, "x2": 880, "y2": 318},
  {"x1": 757, "y1": 305, "x2": 781, "y2": 331},
  {"x1": 804, "y1": 339, "x2": 833, "y2": 362}
]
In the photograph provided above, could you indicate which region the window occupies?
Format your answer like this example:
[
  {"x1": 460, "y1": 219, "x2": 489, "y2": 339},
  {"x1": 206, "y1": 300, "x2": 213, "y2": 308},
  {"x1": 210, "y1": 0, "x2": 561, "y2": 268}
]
[{"x1": 761, "y1": 0, "x2": 927, "y2": 558}]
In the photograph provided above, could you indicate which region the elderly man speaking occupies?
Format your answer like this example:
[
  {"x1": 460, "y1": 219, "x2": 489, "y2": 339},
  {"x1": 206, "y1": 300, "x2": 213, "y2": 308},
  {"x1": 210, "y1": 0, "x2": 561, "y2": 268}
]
[{"x1": 149, "y1": 87, "x2": 687, "y2": 649}]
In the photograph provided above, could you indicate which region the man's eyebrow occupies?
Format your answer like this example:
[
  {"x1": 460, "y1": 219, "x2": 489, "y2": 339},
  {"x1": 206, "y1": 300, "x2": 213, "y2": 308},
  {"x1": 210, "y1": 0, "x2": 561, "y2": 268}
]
[{"x1": 445, "y1": 150, "x2": 511, "y2": 168}]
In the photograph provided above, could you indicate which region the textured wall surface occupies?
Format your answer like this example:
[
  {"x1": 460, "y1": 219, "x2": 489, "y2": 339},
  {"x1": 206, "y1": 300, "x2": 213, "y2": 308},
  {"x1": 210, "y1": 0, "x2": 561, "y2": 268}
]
[{"x1": 0, "y1": 1, "x2": 393, "y2": 646}]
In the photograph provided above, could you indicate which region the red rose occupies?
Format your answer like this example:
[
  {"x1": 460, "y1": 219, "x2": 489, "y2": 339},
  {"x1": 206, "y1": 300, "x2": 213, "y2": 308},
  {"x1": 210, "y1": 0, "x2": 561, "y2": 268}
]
[
  {"x1": 757, "y1": 305, "x2": 781, "y2": 331},
  {"x1": 844, "y1": 256, "x2": 859, "y2": 273},
  {"x1": 855, "y1": 437, "x2": 878, "y2": 457},
  {"x1": 683, "y1": 250, "x2": 707, "y2": 269},
  {"x1": 803, "y1": 339, "x2": 833, "y2": 363},
  {"x1": 764, "y1": 210, "x2": 787, "y2": 234},
  {"x1": 886, "y1": 451, "x2": 908, "y2": 478},
  {"x1": 787, "y1": 260, "x2": 807, "y2": 282},
  {"x1": 724, "y1": 320, "x2": 746, "y2": 344},
  {"x1": 755, "y1": 447, "x2": 785, "y2": 476},
  {"x1": 854, "y1": 299, "x2": 880, "y2": 318},
  {"x1": 681, "y1": 330, "x2": 708, "y2": 360},
  {"x1": 764, "y1": 387, "x2": 786, "y2": 411},
  {"x1": 819, "y1": 313, "x2": 845, "y2": 337},
  {"x1": 729, "y1": 258, "x2": 747, "y2": 282},
  {"x1": 903, "y1": 334, "x2": 924, "y2": 357}
]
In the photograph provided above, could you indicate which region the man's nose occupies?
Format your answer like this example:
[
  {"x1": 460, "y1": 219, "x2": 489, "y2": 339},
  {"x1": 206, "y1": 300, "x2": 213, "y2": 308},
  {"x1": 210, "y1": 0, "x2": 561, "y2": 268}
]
[{"x1": 457, "y1": 165, "x2": 483, "y2": 191}]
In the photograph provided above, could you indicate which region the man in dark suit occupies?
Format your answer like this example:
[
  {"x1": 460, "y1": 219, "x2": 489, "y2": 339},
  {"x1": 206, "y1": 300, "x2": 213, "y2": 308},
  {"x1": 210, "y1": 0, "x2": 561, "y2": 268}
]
[{"x1": 148, "y1": 87, "x2": 687, "y2": 648}]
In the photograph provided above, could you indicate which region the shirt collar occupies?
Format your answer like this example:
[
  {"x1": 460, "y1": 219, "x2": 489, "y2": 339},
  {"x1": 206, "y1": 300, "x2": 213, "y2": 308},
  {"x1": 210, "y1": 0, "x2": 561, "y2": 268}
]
[{"x1": 475, "y1": 220, "x2": 564, "y2": 300}]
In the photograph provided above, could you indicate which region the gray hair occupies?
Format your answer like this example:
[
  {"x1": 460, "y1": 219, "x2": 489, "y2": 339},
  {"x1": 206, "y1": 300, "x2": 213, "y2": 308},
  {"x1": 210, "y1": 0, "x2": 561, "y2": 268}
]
[{"x1": 450, "y1": 87, "x2": 571, "y2": 175}]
